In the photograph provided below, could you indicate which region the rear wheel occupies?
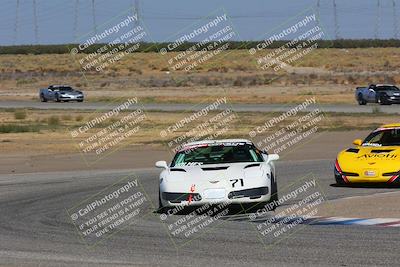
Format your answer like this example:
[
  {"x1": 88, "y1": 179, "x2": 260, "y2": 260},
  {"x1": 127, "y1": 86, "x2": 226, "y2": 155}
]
[
  {"x1": 377, "y1": 95, "x2": 391, "y2": 105},
  {"x1": 40, "y1": 94, "x2": 47, "y2": 102},
  {"x1": 357, "y1": 94, "x2": 366, "y2": 105},
  {"x1": 55, "y1": 94, "x2": 61, "y2": 102}
]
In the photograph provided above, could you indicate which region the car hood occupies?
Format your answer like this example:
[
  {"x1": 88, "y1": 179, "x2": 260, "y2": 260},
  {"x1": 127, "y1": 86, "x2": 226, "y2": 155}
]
[
  {"x1": 337, "y1": 146, "x2": 400, "y2": 173},
  {"x1": 383, "y1": 90, "x2": 400, "y2": 96}
]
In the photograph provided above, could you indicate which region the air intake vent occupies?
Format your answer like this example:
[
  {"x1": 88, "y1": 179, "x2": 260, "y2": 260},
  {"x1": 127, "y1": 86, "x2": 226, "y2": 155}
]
[
  {"x1": 341, "y1": 171, "x2": 359, "y2": 177},
  {"x1": 371, "y1": 150, "x2": 394, "y2": 153},
  {"x1": 383, "y1": 171, "x2": 400, "y2": 177},
  {"x1": 201, "y1": 166, "x2": 229, "y2": 171},
  {"x1": 170, "y1": 168, "x2": 186, "y2": 172},
  {"x1": 346, "y1": 148, "x2": 359, "y2": 153},
  {"x1": 244, "y1": 163, "x2": 261, "y2": 169}
]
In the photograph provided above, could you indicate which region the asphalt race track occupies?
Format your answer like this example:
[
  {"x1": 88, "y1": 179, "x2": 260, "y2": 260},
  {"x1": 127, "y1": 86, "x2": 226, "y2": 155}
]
[
  {"x1": 1, "y1": 159, "x2": 399, "y2": 266},
  {"x1": 0, "y1": 100, "x2": 400, "y2": 114}
]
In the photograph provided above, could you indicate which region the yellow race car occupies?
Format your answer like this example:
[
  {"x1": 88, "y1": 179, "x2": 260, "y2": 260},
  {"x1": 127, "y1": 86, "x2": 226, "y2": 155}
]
[{"x1": 335, "y1": 123, "x2": 400, "y2": 184}]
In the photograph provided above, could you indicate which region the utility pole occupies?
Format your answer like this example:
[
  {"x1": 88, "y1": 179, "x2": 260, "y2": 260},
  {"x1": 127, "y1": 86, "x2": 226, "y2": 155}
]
[
  {"x1": 33, "y1": 0, "x2": 39, "y2": 44},
  {"x1": 393, "y1": 0, "x2": 398, "y2": 39},
  {"x1": 134, "y1": 0, "x2": 140, "y2": 28},
  {"x1": 13, "y1": 0, "x2": 20, "y2": 45},
  {"x1": 333, "y1": 0, "x2": 340, "y2": 39},
  {"x1": 73, "y1": 0, "x2": 79, "y2": 41},
  {"x1": 92, "y1": 0, "x2": 97, "y2": 34},
  {"x1": 375, "y1": 0, "x2": 381, "y2": 39}
]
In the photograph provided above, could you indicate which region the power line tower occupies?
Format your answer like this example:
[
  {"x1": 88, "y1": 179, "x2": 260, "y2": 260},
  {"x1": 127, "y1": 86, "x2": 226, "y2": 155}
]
[
  {"x1": 91, "y1": 0, "x2": 97, "y2": 34},
  {"x1": 13, "y1": 0, "x2": 20, "y2": 45},
  {"x1": 333, "y1": 0, "x2": 340, "y2": 39},
  {"x1": 393, "y1": 0, "x2": 399, "y2": 39},
  {"x1": 133, "y1": 0, "x2": 140, "y2": 28},
  {"x1": 33, "y1": 0, "x2": 39, "y2": 44},
  {"x1": 375, "y1": 0, "x2": 381, "y2": 39},
  {"x1": 316, "y1": 0, "x2": 320, "y2": 22},
  {"x1": 73, "y1": 0, "x2": 79, "y2": 41}
]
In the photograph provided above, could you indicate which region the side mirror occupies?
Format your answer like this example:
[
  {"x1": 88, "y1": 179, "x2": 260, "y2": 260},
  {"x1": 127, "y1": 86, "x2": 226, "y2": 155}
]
[
  {"x1": 263, "y1": 154, "x2": 279, "y2": 163},
  {"x1": 155, "y1": 160, "x2": 168, "y2": 169},
  {"x1": 353, "y1": 139, "x2": 362, "y2": 146}
]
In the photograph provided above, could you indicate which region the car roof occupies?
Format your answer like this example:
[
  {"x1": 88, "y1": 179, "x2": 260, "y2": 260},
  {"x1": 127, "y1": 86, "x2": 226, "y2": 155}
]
[
  {"x1": 380, "y1": 123, "x2": 400, "y2": 128},
  {"x1": 50, "y1": 85, "x2": 71, "y2": 88},
  {"x1": 183, "y1": 139, "x2": 253, "y2": 147},
  {"x1": 375, "y1": 84, "x2": 395, "y2": 87}
]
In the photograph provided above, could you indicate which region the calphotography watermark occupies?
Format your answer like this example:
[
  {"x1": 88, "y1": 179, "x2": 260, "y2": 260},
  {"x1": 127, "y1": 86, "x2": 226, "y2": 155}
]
[
  {"x1": 159, "y1": 96, "x2": 239, "y2": 155},
  {"x1": 69, "y1": 97, "x2": 147, "y2": 165},
  {"x1": 159, "y1": 9, "x2": 238, "y2": 71},
  {"x1": 249, "y1": 175, "x2": 326, "y2": 249},
  {"x1": 68, "y1": 175, "x2": 152, "y2": 246},
  {"x1": 70, "y1": 9, "x2": 148, "y2": 72},
  {"x1": 159, "y1": 198, "x2": 237, "y2": 248},
  {"x1": 248, "y1": 7, "x2": 331, "y2": 74},
  {"x1": 249, "y1": 97, "x2": 328, "y2": 157}
]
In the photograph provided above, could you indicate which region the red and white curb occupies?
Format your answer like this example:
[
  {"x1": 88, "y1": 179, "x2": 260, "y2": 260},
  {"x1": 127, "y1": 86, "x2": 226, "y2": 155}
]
[{"x1": 223, "y1": 214, "x2": 400, "y2": 227}]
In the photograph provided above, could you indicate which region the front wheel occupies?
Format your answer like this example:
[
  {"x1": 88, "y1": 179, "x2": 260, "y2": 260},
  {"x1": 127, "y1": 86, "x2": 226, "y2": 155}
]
[
  {"x1": 270, "y1": 173, "x2": 278, "y2": 203},
  {"x1": 377, "y1": 96, "x2": 391, "y2": 105},
  {"x1": 158, "y1": 191, "x2": 169, "y2": 214}
]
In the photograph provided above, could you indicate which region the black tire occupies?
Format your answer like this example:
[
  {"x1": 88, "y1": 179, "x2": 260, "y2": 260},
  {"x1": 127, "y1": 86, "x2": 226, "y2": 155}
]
[
  {"x1": 40, "y1": 94, "x2": 47, "y2": 102},
  {"x1": 335, "y1": 175, "x2": 346, "y2": 185},
  {"x1": 270, "y1": 173, "x2": 278, "y2": 202},
  {"x1": 55, "y1": 93, "x2": 61, "y2": 102},
  {"x1": 357, "y1": 94, "x2": 366, "y2": 105},
  {"x1": 77, "y1": 99, "x2": 83, "y2": 102},
  {"x1": 158, "y1": 192, "x2": 163, "y2": 209},
  {"x1": 256, "y1": 173, "x2": 279, "y2": 212},
  {"x1": 158, "y1": 191, "x2": 168, "y2": 213},
  {"x1": 378, "y1": 96, "x2": 391, "y2": 105},
  {"x1": 334, "y1": 169, "x2": 347, "y2": 185}
]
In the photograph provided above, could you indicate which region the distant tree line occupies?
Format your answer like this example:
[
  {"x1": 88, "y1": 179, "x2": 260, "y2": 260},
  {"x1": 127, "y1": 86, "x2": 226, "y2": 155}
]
[{"x1": 1, "y1": 39, "x2": 400, "y2": 54}]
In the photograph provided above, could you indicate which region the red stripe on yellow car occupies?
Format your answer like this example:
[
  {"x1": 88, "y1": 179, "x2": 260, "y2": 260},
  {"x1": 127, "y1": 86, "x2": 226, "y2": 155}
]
[{"x1": 335, "y1": 159, "x2": 349, "y2": 183}]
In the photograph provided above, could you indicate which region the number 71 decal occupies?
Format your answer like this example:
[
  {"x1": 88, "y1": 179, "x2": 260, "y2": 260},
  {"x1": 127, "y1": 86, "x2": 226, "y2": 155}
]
[{"x1": 230, "y1": 178, "x2": 244, "y2": 188}]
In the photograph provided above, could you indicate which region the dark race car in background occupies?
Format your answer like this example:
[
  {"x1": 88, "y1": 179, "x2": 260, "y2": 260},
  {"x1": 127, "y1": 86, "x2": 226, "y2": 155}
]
[
  {"x1": 39, "y1": 85, "x2": 84, "y2": 102},
  {"x1": 355, "y1": 84, "x2": 400, "y2": 105}
]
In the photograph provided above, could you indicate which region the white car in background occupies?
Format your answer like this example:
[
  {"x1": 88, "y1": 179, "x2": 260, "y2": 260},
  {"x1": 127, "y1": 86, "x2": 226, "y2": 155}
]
[{"x1": 156, "y1": 139, "x2": 279, "y2": 212}]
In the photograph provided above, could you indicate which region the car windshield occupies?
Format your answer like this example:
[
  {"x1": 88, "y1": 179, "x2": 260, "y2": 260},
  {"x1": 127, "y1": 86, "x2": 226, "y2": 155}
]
[
  {"x1": 375, "y1": 86, "x2": 400, "y2": 91},
  {"x1": 54, "y1": 87, "x2": 73, "y2": 92},
  {"x1": 171, "y1": 143, "x2": 264, "y2": 167},
  {"x1": 362, "y1": 128, "x2": 400, "y2": 146}
]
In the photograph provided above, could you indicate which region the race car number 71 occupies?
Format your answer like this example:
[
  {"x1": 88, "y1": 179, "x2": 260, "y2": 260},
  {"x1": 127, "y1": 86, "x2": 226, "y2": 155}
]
[{"x1": 230, "y1": 179, "x2": 244, "y2": 187}]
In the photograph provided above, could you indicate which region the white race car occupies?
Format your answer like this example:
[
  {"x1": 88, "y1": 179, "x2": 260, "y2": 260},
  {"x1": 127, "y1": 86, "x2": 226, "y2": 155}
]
[{"x1": 156, "y1": 139, "x2": 279, "y2": 212}]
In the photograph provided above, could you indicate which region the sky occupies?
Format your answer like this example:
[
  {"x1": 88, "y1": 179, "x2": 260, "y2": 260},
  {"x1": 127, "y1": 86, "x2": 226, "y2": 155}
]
[{"x1": 0, "y1": 0, "x2": 399, "y2": 45}]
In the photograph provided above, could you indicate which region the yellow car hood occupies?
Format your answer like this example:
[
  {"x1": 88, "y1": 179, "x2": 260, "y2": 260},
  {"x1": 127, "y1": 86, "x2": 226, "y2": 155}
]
[{"x1": 337, "y1": 146, "x2": 400, "y2": 175}]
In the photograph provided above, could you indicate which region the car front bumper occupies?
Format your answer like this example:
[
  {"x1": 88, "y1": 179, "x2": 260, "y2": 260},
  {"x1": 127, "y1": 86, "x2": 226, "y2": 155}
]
[
  {"x1": 334, "y1": 165, "x2": 400, "y2": 184},
  {"x1": 161, "y1": 186, "x2": 271, "y2": 208},
  {"x1": 59, "y1": 94, "x2": 84, "y2": 100}
]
